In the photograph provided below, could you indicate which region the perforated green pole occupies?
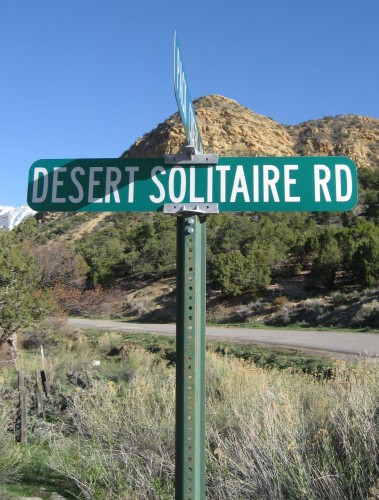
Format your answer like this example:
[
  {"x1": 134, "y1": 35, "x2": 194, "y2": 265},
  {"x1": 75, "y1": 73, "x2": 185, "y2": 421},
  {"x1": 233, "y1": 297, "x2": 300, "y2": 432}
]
[{"x1": 175, "y1": 214, "x2": 206, "y2": 500}]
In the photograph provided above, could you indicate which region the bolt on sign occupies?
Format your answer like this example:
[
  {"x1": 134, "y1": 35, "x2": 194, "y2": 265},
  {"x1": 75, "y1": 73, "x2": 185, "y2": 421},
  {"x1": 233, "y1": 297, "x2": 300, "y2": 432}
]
[{"x1": 28, "y1": 156, "x2": 358, "y2": 213}]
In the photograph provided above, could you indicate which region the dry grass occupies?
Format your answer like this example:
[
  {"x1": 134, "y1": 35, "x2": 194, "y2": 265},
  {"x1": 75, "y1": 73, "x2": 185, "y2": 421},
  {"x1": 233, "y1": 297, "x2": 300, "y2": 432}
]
[
  {"x1": 45, "y1": 349, "x2": 379, "y2": 499},
  {"x1": 0, "y1": 389, "x2": 22, "y2": 483}
]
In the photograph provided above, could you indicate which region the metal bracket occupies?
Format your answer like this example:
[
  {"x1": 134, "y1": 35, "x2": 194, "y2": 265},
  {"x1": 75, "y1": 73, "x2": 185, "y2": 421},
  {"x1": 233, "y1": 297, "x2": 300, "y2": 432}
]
[
  {"x1": 164, "y1": 145, "x2": 219, "y2": 165},
  {"x1": 163, "y1": 203, "x2": 219, "y2": 215}
]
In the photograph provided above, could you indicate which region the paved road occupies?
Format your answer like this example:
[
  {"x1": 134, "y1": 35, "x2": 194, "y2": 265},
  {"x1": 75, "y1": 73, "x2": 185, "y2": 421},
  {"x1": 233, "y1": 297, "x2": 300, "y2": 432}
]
[{"x1": 67, "y1": 318, "x2": 379, "y2": 357}]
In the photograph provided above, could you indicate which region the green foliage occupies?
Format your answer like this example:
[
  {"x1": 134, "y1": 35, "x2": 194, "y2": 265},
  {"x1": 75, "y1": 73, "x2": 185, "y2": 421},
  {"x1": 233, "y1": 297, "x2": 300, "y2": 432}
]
[
  {"x1": 0, "y1": 231, "x2": 54, "y2": 337},
  {"x1": 302, "y1": 219, "x2": 379, "y2": 289},
  {"x1": 350, "y1": 222, "x2": 379, "y2": 287},
  {"x1": 76, "y1": 227, "x2": 126, "y2": 286},
  {"x1": 125, "y1": 215, "x2": 177, "y2": 276},
  {"x1": 76, "y1": 213, "x2": 176, "y2": 286},
  {"x1": 310, "y1": 227, "x2": 343, "y2": 288},
  {"x1": 207, "y1": 213, "x2": 310, "y2": 296},
  {"x1": 210, "y1": 248, "x2": 271, "y2": 296},
  {"x1": 359, "y1": 168, "x2": 379, "y2": 221}
]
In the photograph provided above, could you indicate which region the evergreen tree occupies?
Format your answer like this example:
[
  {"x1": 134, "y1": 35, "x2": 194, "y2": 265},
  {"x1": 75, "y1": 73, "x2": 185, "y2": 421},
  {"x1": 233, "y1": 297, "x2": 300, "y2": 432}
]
[{"x1": 0, "y1": 230, "x2": 53, "y2": 362}]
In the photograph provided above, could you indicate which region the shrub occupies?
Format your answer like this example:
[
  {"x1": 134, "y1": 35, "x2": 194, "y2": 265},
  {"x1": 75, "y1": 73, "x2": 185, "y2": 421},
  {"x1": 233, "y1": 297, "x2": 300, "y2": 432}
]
[
  {"x1": 210, "y1": 247, "x2": 272, "y2": 297},
  {"x1": 48, "y1": 350, "x2": 379, "y2": 499}
]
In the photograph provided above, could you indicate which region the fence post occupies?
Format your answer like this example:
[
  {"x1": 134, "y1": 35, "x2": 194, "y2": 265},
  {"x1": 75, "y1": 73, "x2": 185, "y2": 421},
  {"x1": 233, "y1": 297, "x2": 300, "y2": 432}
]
[
  {"x1": 17, "y1": 371, "x2": 27, "y2": 444},
  {"x1": 35, "y1": 370, "x2": 45, "y2": 419},
  {"x1": 40, "y1": 370, "x2": 49, "y2": 397}
]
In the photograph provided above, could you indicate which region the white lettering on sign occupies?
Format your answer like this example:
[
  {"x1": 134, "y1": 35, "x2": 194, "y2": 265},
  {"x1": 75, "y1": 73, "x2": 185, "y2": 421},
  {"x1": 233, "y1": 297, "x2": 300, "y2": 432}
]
[
  {"x1": 105, "y1": 167, "x2": 122, "y2": 203},
  {"x1": 284, "y1": 165, "x2": 301, "y2": 202},
  {"x1": 169, "y1": 167, "x2": 186, "y2": 203},
  {"x1": 28, "y1": 160, "x2": 356, "y2": 211},
  {"x1": 150, "y1": 166, "x2": 166, "y2": 203},
  {"x1": 69, "y1": 167, "x2": 85, "y2": 203},
  {"x1": 314, "y1": 165, "x2": 332, "y2": 202},
  {"x1": 124, "y1": 167, "x2": 139, "y2": 203},
  {"x1": 263, "y1": 165, "x2": 280, "y2": 202},
  {"x1": 207, "y1": 166, "x2": 213, "y2": 202},
  {"x1": 216, "y1": 165, "x2": 231, "y2": 202},
  {"x1": 230, "y1": 165, "x2": 250, "y2": 202},
  {"x1": 32, "y1": 167, "x2": 49, "y2": 202},
  {"x1": 314, "y1": 164, "x2": 353, "y2": 203},
  {"x1": 253, "y1": 165, "x2": 259, "y2": 202},
  {"x1": 190, "y1": 167, "x2": 204, "y2": 202},
  {"x1": 336, "y1": 164, "x2": 353, "y2": 202},
  {"x1": 88, "y1": 167, "x2": 103, "y2": 203},
  {"x1": 52, "y1": 167, "x2": 67, "y2": 203}
]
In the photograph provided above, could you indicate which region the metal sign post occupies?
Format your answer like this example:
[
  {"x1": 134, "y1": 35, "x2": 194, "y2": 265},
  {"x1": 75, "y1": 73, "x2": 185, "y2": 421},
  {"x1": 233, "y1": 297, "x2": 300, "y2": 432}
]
[
  {"x1": 175, "y1": 212, "x2": 206, "y2": 499},
  {"x1": 164, "y1": 149, "x2": 218, "y2": 500}
]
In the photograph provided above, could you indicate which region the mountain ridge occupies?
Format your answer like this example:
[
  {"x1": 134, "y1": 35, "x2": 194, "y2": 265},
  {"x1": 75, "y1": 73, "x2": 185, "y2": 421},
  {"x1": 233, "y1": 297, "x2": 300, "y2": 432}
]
[{"x1": 122, "y1": 95, "x2": 379, "y2": 171}]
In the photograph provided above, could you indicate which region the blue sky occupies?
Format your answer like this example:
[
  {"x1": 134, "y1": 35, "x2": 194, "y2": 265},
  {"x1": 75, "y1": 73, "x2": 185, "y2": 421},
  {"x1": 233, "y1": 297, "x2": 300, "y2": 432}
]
[{"x1": 1, "y1": 0, "x2": 378, "y2": 206}]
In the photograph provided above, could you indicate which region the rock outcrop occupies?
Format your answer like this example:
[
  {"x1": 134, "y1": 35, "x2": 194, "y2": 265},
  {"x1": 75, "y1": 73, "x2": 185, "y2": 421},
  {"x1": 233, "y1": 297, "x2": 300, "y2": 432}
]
[{"x1": 122, "y1": 94, "x2": 379, "y2": 171}]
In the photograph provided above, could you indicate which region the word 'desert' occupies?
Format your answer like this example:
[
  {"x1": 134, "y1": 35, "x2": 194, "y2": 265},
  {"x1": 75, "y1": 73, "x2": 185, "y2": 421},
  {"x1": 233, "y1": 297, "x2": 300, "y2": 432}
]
[{"x1": 28, "y1": 157, "x2": 358, "y2": 213}]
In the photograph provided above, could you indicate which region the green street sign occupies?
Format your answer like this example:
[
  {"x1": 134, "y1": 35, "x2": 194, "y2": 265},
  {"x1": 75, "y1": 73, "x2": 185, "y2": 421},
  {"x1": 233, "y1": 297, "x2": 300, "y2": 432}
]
[
  {"x1": 27, "y1": 156, "x2": 358, "y2": 213},
  {"x1": 174, "y1": 32, "x2": 204, "y2": 153}
]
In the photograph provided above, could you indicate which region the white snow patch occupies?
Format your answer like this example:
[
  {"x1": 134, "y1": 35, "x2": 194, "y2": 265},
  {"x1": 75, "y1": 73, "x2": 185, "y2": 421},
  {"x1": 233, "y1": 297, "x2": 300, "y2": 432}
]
[{"x1": 0, "y1": 205, "x2": 36, "y2": 230}]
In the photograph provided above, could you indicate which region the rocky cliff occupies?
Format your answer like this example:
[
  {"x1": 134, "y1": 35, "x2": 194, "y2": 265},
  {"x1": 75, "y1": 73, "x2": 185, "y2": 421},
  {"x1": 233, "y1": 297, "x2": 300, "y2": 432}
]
[{"x1": 123, "y1": 94, "x2": 379, "y2": 171}]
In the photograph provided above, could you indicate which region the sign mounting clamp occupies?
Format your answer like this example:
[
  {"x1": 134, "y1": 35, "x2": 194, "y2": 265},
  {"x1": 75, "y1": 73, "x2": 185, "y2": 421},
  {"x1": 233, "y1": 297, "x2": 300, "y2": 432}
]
[{"x1": 164, "y1": 144, "x2": 218, "y2": 165}]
